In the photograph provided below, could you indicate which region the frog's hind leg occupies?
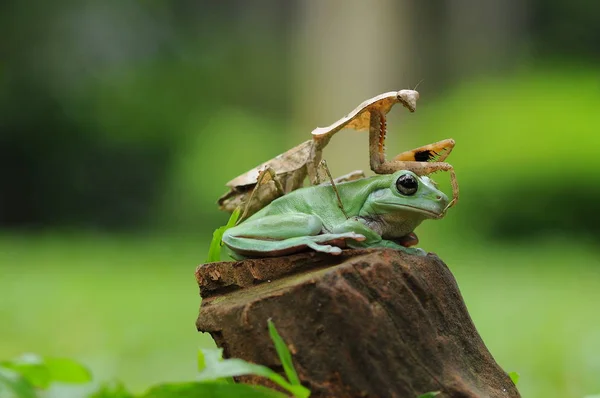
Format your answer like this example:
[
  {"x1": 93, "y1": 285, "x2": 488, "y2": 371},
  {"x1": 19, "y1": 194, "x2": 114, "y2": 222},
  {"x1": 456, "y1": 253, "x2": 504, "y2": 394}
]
[{"x1": 222, "y1": 214, "x2": 365, "y2": 258}]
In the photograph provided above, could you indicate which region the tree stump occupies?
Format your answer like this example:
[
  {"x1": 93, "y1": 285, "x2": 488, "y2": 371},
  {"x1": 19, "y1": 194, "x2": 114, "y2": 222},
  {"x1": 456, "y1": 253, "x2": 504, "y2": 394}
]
[{"x1": 195, "y1": 249, "x2": 520, "y2": 398}]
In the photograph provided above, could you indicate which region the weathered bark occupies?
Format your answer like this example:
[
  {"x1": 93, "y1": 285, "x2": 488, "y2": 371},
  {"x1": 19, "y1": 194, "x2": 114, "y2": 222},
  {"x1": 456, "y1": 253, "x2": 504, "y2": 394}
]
[{"x1": 196, "y1": 249, "x2": 520, "y2": 398}]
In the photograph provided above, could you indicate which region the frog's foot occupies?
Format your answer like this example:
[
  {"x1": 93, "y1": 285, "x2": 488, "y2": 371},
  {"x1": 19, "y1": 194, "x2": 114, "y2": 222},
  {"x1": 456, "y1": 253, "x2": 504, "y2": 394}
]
[
  {"x1": 393, "y1": 232, "x2": 419, "y2": 248},
  {"x1": 306, "y1": 232, "x2": 366, "y2": 255},
  {"x1": 406, "y1": 247, "x2": 427, "y2": 256},
  {"x1": 376, "y1": 239, "x2": 427, "y2": 256},
  {"x1": 392, "y1": 245, "x2": 426, "y2": 256}
]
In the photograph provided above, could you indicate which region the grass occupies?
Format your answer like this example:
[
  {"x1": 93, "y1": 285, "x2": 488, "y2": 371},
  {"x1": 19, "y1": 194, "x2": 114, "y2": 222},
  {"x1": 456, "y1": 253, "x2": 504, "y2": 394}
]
[
  {"x1": 1, "y1": 233, "x2": 599, "y2": 398},
  {"x1": 0, "y1": 233, "x2": 213, "y2": 392},
  {"x1": 440, "y1": 241, "x2": 600, "y2": 398}
]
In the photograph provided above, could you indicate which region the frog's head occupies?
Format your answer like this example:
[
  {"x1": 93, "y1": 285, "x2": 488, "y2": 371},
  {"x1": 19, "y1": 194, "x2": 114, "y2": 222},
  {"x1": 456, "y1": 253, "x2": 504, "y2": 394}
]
[{"x1": 368, "y1": 170, "x2": 449, "y2": 220}]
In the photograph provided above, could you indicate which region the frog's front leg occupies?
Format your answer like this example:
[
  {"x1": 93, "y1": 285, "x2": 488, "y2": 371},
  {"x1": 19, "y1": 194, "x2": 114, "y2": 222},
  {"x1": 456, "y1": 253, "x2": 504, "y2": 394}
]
[
  {"x1": 375, "y1": 239, "x2": 426, "y2": 256},
  {"x1": 332, "y1": 218, "x2": 426, "y2": 256},
  {"x1": 222, "y1": 214, "x2": 366, "y2": 258}
]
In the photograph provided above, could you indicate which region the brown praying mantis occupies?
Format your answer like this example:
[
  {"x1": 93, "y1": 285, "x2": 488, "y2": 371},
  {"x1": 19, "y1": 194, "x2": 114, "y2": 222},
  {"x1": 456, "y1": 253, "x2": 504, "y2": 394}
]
[{"x1": 217, "y1": 89, "x2": 459, "y2": 222}]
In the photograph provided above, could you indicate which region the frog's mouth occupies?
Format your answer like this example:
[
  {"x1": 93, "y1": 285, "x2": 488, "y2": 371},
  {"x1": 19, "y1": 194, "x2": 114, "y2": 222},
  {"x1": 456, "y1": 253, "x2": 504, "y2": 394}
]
[{"x1": 385, "y1": 204, "x2": 444, "y2": 219}]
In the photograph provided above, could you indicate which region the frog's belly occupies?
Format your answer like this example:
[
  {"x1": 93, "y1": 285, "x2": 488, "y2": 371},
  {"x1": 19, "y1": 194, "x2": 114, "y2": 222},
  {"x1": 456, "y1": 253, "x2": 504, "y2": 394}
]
[{"x1": 367, "y1": 216, "x2": 424, "y2": 239}]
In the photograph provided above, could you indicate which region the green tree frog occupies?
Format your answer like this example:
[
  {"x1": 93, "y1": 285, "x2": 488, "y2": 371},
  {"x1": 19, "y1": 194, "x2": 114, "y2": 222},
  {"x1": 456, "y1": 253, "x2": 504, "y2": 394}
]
[{"x1": 222, "y1": 170, "x2": 449, "y2": 258}]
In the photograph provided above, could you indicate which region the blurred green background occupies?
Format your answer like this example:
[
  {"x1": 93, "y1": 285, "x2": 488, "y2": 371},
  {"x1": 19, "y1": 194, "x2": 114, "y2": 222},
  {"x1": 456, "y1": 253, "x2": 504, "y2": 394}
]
[{"x1": 1, "y1": 1, "x2": 599, "y2": 397}]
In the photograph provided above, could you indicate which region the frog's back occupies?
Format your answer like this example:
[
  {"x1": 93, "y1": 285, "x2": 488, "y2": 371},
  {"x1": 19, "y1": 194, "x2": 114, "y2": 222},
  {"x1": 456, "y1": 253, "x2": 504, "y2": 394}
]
[
  {"x1": 248, "y1": 183, "x2": 335, "y2": 219},
  {"x1": 247, "y1": 175, "x2": 392, "y2": 220}
]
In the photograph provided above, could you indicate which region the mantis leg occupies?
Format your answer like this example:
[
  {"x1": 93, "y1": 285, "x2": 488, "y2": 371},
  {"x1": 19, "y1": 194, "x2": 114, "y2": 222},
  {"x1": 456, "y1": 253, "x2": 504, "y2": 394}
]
[
  {"x1": 238, "y1": 167, "x2": 285, "y2": 222},
  {"x1": 380, "y1": 160, "x2": 458, "y2": 211},
  {"x1": 393, "y1": 139, "x2": 455, "y2": 163},
  {"x1": 368, "y1": 112, "x2": 459, "y2": 208},
  {"x1": 331, "y1": 170, "x2": 366, "y2": 184},
  {"x1": 316, "y1": 159, "x2": 349, "y2": 219}
]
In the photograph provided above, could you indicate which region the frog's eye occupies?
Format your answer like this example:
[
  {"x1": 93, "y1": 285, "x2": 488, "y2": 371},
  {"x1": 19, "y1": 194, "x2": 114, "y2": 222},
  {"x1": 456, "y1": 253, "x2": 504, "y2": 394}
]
[{"x1": 396, "y1": 174, "x2": 418, "y2": 196}]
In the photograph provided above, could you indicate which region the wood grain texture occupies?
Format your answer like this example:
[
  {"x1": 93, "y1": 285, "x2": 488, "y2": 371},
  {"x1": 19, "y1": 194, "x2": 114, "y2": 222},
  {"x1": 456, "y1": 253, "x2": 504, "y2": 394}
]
[{"x1": 196, "y1": 249, "x2": 520, "y2": 398}]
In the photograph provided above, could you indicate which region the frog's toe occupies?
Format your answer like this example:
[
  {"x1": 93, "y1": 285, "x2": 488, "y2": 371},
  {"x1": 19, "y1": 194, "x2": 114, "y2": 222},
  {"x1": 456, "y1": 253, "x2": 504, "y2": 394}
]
[
  {"x1": 328, "y1": 246, "x2": 343, "y2": 255},
  {"x1": 406, "y1": 247, "x2": 427, "y2": 256},
  {"x1": 350, "y1": 232, "x2": 366, "y2": 242},
  {"x1": 315, "y1": 244, "x2": 342, "y2": 255},
  {"x1": 338, "y1": 232, "x2": 366, "y2": 242}
]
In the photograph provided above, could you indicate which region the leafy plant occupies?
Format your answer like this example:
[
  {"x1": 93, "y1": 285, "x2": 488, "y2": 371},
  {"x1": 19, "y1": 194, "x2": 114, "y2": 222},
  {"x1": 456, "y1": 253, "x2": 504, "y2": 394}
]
[
  {"x1": 417, "y1": 392, "x2": 441, "y2": 398},
  {"x1": 89, "y1": 382, "x2": 134, "y2": 398},
  {"x1": 0, "y1": 320, "x2": 309, "y2": 398},
  {"x1": 196, "y1": 319, "x2": 308, "y2": 397},
  {"x1": 197, "y1": 348, "x2": 308, "y2": 398},
  {"x1": 1, "y1": 354, "x2": 92, "y2": 388},
  {"x1": 268, "y1": 318, "x2": 301, "y2": 386},
  {"x1": 0, "y1": 354, "x2": 91, "y2": 398},
  {"x1": 140, "y1": 382, "x2": 285, "y2": 398},
  {"x1": 206, "y1": 207, "x2": 240, "y2": 262},
  {"x1": 0, "y1": 367, "x2": 37, "y2": 398},
  {"x1": 508, "y1": 371, "x2": 520, "y2": 385}
]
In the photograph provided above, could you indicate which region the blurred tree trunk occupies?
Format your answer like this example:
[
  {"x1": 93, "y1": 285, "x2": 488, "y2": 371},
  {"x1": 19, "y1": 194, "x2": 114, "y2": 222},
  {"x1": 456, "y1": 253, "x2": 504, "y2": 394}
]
[
  {"x1": 289, "y1": 0, "x2": 528, "y2": 178},
  {"x1": 290, "y1": 0, "x2": 414, "y2": 177},
  {"x1": 444, "y1": 0, "x2": 529, "y2": 80}
]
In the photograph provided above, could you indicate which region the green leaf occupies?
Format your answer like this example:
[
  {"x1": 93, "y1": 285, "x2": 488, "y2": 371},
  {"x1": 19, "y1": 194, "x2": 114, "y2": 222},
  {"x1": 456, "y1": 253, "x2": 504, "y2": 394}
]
[
  {"x1": 418, "y1": 392, "x2": 441, "y2": 398},
  {"x1": 508, "y1": 371, "x2": 520, "y2": 385},
  {"x1": 89, "y1": 381, "x2": 135, "y2": 398},
  {"x1": 206, "y1": 208, "x2": 241, "y2": 262},
  {"x1": 197, "y1": 349, "x2": 234, "y2": 384},
  {"x1": 267, "y1": 319, "x2": 301, "y2": 386},
  {"x1": 1, "y1": 354, "x2": 51, "y2": 389},
  {"x1": 197, "y1": 348, "x2": 211, "y2": 372},
  {"x1": 206, "y1": 228, "x2": 226, "y2": 263},
  {"x1": 225, "y1": 208, "x2": 241, "y2": 229},
  {"x1": 1, "y1": 354, "x2": 91, "y2": 388},
  {"x1": 0, "y1": 367, "x2": 37, "y2": 398},
  {"x1": 91, "y1": 382, "x2": 134, "y2": 398},
  {"x1": 141, "y1": 381, "x2": 286, "y2": 398},
  {"x1": 1, "y1": 363, "x2": 49, "y2": 389},
  {"x1": 43, "y1": 357, "x2": 92, "y2": 384},
  {"x1": 197, "y1": 348, "x2": 309, "y2": 398}
]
